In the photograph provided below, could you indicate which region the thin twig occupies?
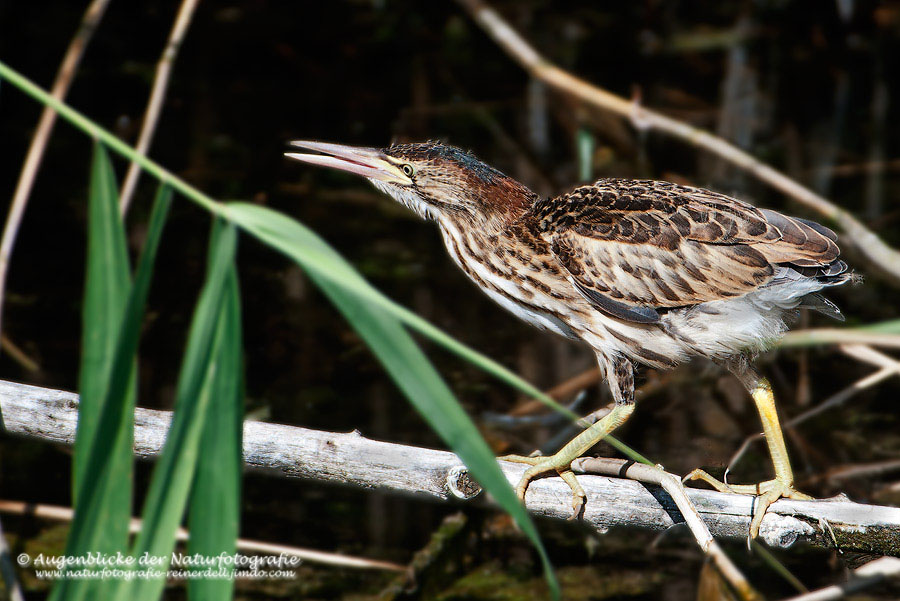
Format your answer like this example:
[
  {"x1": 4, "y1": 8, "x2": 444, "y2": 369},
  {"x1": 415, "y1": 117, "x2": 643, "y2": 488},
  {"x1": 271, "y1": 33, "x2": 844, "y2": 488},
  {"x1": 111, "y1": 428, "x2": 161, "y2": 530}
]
[
  {"x1": 837, "y1": 343, "x2": 900, "y2": 369},
  {"x1": 803, "y1": 459, "x2": 900, "y2": 487},
  {"x1": 0, "y1": 0, "x2": 111, "y2": 344},
  {"x1": 785, "y1": 344, "x2": 900, "y2": 428},
  {"x1": 573, "y1": 457, "x2": 762, "y2": 601},
  {"x1": 779, "y1": 329, "x2": 900, "y2": 349},
  {"x1": 4, "y1": 380, "x2": 899, "y2": 555},
  {"x1": 779, "y1": 557, "x2": 900, "y2": 601},
  {"x1": 118, "y1": 0, "x2": 201, "y2": 214},
  {"x1": 510, "y1": 368, "x2": 668, "y2": 417},
  {"x1": 811, "y1": 158, "x2": 900, "y2": 179},
  {"x1": 510, "y1": 367, "x2": 600, "y2": 416},
  {"x1": 0, "y1": 335, "x2": 40, "y2": 373},
  {"x1": 784, "y1": 368, "x2": 894, "y2": 428},
  {"x1": 454, "y1": 0, "x2": 900, "y2": 285},
  {"x1": 0, "y1": 500, "x2": 404, "y2": 572},
  {"x1": 379, "y1": 513, "x2": 469, "y2": 598}
]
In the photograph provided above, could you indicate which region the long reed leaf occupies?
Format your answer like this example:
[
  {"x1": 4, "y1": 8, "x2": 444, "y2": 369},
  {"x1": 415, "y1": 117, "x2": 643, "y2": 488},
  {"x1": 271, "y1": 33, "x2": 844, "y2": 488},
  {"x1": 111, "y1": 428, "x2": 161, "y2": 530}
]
[
  {"x1": 117, "y1": 223, "x2": 238, "y2": 601},
  {"x1": 74, "y1": 143, "x2": 131, "y2": 499},
  {"x1": 74, "y1": 142, "x2": 131, "y2": 515},
  {"x1": 52, "y1": 175, "x2": 173, "y2": 601},
  {"x1": 66, "y1": 143, "x2": 132, "y2": 601},
  {"x1": 187, "y1": 242, "x2": 243, "y2": 601},
  {"x1": 223, "y1": 202, "x2": 580, "y2": 418}
]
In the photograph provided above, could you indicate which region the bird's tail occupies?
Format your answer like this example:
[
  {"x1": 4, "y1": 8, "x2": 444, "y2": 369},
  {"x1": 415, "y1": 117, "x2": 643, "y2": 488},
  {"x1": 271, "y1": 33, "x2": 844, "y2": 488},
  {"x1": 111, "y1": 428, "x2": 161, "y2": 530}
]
[{"x1": 797, "y1": 292, "x2": 845, "y2": 321}]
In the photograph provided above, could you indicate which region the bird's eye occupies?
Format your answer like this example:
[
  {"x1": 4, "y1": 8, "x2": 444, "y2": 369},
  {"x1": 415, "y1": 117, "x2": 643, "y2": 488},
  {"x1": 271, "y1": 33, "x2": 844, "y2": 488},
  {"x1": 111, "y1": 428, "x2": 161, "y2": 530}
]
[{"x1": 401, "y1": 164, "x2": 415, "y2": 177}]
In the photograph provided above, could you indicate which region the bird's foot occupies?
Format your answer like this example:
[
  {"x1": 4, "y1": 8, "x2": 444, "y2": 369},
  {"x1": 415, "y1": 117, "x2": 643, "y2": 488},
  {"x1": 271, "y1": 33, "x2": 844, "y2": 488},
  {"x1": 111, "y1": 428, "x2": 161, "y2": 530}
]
[
  {"x1": 500, "y1": 453, "x2": 586, "y2": 519},
  {"x1": 684, "y1": 469, "x2": 812, "y2": 540}
]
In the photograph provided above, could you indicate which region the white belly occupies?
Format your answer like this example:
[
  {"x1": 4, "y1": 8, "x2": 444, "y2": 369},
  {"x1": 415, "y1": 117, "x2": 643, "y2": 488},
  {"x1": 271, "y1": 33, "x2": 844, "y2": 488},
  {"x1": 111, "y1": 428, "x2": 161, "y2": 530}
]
[{"x1": 480, "y1": 287, "x2": 578, "y2": 339}]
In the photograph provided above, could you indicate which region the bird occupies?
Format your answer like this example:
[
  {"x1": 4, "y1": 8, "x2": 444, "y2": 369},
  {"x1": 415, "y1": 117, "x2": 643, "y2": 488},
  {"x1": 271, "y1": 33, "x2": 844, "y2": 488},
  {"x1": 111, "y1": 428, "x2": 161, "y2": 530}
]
[{"x1": 286, "y1": 140, "x2": 851, "y2": 538}]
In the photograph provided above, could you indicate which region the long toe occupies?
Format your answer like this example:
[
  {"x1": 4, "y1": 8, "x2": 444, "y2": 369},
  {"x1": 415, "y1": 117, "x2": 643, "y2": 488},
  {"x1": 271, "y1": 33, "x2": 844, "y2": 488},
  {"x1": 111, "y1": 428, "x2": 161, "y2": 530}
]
[
  {"x1": 684, "y1": 469, "x2": 814, "y2": 540},
  {"x1": 510, "y1": 459, "x2": 557, "y2": 503},
  {"x1": 683, "y1": 468, "x2": 737, "y2": 494},
  {"x1": 499, "y1": 453, "x2": 544, "y2": 465}
]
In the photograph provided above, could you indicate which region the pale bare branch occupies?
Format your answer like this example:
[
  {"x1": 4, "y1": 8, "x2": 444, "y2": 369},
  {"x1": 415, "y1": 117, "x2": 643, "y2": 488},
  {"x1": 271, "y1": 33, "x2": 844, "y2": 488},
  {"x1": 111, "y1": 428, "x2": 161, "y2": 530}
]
[
  {"x1": 805, "y1": 460, "x2": 900, "y2": 487},
  {"x1": 1, "y1": 379, "x2": 899, "y2": 556},
  {"x1": 0, "y1": 500, "x2": 404, "y2": 572},
  {"x1": 118, "y1": 0, "x2": 201, "y2": 214},
  {"x1": 0, "y1": 0, "x2": 111, "y2": 344},
  {"x1": 780, "y1": 330, "x2": 900, "y2": 349},
  {"x1": 0, "y1": 334, "x2": 40, "y2": 373}
]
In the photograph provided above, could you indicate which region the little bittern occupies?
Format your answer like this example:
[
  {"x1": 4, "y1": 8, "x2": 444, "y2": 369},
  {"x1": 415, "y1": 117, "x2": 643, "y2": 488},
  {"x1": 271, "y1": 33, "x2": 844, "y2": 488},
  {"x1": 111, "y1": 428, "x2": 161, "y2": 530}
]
[{"x1": 287, "y1": 140, "x2": 850, "y2": 538}]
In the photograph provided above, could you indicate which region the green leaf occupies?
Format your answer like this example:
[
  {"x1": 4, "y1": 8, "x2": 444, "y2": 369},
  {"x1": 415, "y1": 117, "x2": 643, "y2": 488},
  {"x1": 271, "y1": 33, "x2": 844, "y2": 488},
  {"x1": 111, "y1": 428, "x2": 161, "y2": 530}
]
[
  {"x1": 187, "y1": 248, "x2": 243, "y2": 600},
  {"x1": 117, "y1": 223, "x2": 239, "y2": 601},
  {"x1": 65, "y1": 143, "x2": 133, "y2": 601},
  {"x1": 53, "y1": 177, "x2": 173, "y2": 601},
  {"x1": 223, "y1": 203, "x2": 560, "y2": 598},
  {"x1": 74, "y1": 142, "x2": 131, "y2": 502}
]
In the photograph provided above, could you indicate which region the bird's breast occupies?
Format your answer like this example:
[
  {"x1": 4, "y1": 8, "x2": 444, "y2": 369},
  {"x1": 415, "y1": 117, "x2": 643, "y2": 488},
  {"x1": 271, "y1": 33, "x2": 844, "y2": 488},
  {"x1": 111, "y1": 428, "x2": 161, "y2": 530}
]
[{"x1": 437, "y1": 220, "x2": 586, "y2": 340}]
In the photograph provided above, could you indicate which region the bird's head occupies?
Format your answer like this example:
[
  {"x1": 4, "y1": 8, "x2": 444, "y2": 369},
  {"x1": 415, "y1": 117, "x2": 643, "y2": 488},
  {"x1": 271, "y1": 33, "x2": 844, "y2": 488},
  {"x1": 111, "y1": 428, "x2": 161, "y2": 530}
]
[{"x1": 286, "y1": 141, "x2": 535, "y2": 224}]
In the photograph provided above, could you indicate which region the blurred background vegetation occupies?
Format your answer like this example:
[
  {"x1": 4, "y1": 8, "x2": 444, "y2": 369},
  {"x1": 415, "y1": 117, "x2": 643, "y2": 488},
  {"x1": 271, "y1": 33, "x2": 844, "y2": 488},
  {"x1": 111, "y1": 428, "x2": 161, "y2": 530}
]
[{"x1": 1, "y1": 0, "x2": 900, "y2": 599}]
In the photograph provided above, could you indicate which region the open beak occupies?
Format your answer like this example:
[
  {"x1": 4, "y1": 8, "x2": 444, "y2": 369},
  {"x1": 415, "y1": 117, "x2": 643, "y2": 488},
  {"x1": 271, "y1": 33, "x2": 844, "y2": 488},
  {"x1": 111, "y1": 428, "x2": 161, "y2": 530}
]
[{"x1": 285, "y1": 141, "x2": 410, "y2": 184}]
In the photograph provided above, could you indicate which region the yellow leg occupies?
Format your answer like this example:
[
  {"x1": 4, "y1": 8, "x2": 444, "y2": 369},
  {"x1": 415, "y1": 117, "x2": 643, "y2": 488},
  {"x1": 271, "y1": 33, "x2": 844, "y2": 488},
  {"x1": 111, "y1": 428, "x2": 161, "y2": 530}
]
[
  {"x1": 501, "y1": 402, "x2": 634, "y2": 518},
  {"x1": 685, "y1": 376, "x2": 812, "y2": 539},
  {"x1": 502, "y1": 354, "x2": 635, "y2": 518}
]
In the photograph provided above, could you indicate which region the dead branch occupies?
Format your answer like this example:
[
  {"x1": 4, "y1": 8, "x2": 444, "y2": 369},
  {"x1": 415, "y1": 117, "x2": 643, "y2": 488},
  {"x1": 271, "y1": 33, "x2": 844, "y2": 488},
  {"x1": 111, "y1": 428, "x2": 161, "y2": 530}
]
[
  {"x1": 1, "y1": 379, "x2": 899, "y2": 556},
  {"x1": 454, "y1": 0, "x2": 900, "y2": 285},
  {"x1": 804, "y1": 460, "x2": 900, "y2": 487},
  {"x1": 0, "y1": 500, "x2": 403, "y2": 572},
  {"x1": 118, "y1": 0, "x2": 201, "y2": 214},
  {"x1": 510, "y1": 367, "x2": 600, "y2": 416},
  {"x1": 0, "y1": 0, "x2": 111, "y2": 345},
  {"x1": 0, "y1": 334, "x2": 40, "y2": 373}
]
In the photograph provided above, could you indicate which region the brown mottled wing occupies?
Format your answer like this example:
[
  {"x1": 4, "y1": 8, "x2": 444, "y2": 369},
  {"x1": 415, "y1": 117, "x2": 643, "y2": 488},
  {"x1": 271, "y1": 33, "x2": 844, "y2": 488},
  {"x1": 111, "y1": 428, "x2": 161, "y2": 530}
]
[{"x1": 531, "y1": 179, "x2": 840, "y2": 322}]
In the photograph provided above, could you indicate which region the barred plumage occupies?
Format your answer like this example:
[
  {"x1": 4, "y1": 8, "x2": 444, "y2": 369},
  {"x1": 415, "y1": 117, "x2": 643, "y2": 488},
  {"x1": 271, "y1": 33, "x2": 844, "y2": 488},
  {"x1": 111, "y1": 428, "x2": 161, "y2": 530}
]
[{"x1": 287, "y1": 139, "x2": 853, "y2": 537}]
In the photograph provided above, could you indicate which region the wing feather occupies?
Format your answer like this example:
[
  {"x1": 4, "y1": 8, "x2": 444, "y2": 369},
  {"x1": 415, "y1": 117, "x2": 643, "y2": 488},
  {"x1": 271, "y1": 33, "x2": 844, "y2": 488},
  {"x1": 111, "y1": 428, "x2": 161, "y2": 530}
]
[{"x1": 530, "y1": 179, "x2": 842, "y2": 322}]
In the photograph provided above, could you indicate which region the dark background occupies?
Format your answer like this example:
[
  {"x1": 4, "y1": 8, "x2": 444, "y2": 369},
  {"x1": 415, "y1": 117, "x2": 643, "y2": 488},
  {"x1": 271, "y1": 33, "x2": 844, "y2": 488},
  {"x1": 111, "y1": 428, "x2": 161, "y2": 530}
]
[{"x1": 1, "y1": 1, "x2": 899, "y2": 599}]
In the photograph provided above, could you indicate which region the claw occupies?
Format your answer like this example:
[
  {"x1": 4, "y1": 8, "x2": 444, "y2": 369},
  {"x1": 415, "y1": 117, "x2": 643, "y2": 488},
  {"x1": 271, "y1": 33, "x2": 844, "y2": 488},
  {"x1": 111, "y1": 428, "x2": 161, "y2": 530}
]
[
  {"x1": 747, "y1": 480, "x2": 812, "y2": 540},
  {"x1": 500, "y1": 454, "x2": 585, "y2": 519},
  {"x1": 684, "y1": 469, "x2": 812, "y2": 540},
  {"x1": 497, "y1": 402, "x2": 634, "y2": 520}
]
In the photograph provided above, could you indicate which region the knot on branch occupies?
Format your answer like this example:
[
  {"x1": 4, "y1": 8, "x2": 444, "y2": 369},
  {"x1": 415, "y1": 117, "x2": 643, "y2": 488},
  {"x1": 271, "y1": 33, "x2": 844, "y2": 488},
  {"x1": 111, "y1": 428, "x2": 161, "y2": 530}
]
[{"x1": 446, "y1": 465, "x2": 482, "y2": 500}]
